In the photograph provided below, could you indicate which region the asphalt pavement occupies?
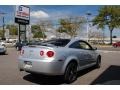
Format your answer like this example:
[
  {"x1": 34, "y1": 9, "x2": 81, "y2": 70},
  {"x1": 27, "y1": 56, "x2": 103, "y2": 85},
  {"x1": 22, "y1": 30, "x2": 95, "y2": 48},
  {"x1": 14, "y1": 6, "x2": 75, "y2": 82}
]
[{"x1": 0, "y1": 47, "x2": 120, "y2": 85}]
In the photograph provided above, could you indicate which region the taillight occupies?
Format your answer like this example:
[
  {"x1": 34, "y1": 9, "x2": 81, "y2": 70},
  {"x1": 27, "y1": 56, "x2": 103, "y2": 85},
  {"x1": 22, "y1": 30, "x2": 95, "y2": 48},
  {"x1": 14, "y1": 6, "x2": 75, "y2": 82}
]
[
  {"x1": 46, "y1": 51, "x2": 54, "y2": 57},
  {"x1": 40, "y1": 51, "x2": 44, "y2": 56},
  {"x1": 20, "y1": 50, "x2": 24, "y2": 55}
]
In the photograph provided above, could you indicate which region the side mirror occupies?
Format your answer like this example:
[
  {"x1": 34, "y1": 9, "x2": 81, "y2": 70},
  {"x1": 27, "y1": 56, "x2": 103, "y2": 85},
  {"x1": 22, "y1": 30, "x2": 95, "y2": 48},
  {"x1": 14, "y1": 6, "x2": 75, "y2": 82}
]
[{"x1": 93, "y1": 47, "x2": 97, "y2": 50}]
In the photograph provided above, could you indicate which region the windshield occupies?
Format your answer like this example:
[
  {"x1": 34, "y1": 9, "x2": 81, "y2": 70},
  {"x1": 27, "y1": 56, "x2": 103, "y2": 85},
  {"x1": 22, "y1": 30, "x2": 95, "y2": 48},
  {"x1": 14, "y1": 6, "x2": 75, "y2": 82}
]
[{"x1": 41, "y1": 39, "x2": 70, "y2": 47}]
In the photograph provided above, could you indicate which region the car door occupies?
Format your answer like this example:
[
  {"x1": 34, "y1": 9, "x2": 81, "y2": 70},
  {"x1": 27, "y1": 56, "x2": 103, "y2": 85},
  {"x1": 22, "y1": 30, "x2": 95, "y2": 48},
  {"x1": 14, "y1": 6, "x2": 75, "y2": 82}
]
[
  {"x1": 69, "y1": 40, "x2": 95, "y2": 67},
  {"x1": 78, "y1": 41, "x2": 96, "y2": 65}
]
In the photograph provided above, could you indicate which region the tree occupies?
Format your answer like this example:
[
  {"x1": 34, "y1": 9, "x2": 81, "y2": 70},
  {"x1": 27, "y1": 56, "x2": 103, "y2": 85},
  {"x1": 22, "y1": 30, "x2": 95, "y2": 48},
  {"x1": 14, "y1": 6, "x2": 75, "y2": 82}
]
[
  {"x1": 6, "y1": 25, "x2": 18, "y2": 35},
  {"x1": 31, "y1": 25, "x2": 40, "y2": 33},
  {"x1": 58, "y1": 16, "x2": 86, "y2": 38},
  {"x1": 92, "y1": 6, "x2": 120, "y2": 44},
  {"x1": 88, "y1": 30, "x2": 105, "y2": 44},
  {"x1": 57, "y1": 26, "x2": 67, "y2": 33},
  {"x1": 38, "y1": 20, "x2": 53, "y2": 36},
  {"x1": 31, "y1": 25, "x2": 46, "y2": 39},
  {"x1": 0, "y1": 30, "x2": 3, "y2": 38},
  {"x1": 33, "y1": 31, "x2": 46, "y2": 38}
]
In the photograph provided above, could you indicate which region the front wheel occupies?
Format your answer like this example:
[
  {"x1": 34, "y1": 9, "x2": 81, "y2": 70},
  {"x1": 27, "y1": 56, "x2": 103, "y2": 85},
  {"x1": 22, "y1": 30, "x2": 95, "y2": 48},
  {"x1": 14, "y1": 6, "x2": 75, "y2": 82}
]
[{"x1": 64, "y1": 62, "x2": 77, "y2": 84}]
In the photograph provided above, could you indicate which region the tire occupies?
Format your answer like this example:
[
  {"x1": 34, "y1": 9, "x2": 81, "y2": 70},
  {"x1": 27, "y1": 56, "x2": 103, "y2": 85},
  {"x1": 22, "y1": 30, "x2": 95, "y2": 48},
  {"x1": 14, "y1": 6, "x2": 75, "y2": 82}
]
[
  {"x1": 3, "y1": 52, "x2": 6, "y2": 55},
  {"x1": 64, "y1": 62, "x2": 77, "y2": 84},
  {"x1": 95, "y1": 56, "x2": 101, "y2": 68}
]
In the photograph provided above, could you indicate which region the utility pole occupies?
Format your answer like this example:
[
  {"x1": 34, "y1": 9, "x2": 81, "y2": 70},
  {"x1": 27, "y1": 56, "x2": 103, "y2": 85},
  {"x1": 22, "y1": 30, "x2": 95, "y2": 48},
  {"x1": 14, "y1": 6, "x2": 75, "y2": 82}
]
[
  {"x1": 0, "y1": 12, "x2": 6, "y2": 40},
  {"x1": 86, "y1": 11, "x2": 91, "y2": 42},
  {"x1": 3, "y1": 16, "x2": 5, "y2": 39}
]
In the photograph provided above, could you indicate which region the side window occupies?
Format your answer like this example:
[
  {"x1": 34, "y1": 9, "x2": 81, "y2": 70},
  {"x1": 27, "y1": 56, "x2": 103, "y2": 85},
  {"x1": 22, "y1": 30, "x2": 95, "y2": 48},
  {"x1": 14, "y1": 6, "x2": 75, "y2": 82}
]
[
  {"x1": 79, "y1": 41, "x2": 91, "y2": 50},
  {"x1": 69, "y1": 41, "x2": 92, "y2": 50},
  {"x1": 69, "y1": 41, "x2": 81, "y2": 49}
]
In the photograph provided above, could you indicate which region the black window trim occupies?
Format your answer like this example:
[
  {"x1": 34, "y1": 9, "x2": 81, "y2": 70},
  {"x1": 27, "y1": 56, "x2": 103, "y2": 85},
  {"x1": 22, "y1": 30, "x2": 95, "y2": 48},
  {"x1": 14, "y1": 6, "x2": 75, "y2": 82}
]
[{"x1": 41, "y1": 39, "x2": 70, "y2": 47}]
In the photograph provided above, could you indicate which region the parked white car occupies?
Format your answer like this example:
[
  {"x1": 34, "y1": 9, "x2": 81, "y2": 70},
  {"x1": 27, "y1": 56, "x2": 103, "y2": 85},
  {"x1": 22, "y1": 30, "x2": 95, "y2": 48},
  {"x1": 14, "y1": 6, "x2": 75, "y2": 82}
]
[
  {"x1": 0, "y1": 40, "x2": 15, "y2": 47},
  {"x1": 0, "y1": 41, "x2": 5, "y2": 46},
  {"x1": 18, "y1": 39, "x2": 101, "y2": 83},
  {"x1": 0, "y1": 45, "x2": 7, "y2": 54}
]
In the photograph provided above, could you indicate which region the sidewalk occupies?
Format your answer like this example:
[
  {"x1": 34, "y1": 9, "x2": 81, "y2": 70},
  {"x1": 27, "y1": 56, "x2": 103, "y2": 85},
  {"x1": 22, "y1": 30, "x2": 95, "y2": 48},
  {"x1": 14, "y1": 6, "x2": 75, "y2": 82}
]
[{"x1": 92, "y1": 45, "x2": 112, "y2": 48}]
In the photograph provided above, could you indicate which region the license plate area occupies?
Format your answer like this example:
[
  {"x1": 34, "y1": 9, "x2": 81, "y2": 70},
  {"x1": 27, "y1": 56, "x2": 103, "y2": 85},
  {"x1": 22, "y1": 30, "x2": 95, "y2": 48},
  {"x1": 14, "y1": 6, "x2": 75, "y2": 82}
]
[
  {"x1": 24, "y1": 61, "x2": 32, "y2": 65},
  {"x1": 24, "y1": 61, "x2": 32, "y2": 69}
]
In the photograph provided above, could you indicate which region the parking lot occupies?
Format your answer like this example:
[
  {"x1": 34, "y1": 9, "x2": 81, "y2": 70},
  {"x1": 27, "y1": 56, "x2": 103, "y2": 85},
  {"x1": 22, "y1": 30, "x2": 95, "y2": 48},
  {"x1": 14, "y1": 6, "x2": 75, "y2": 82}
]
[{"x1": 0, "y1": 47, "x2": 120, "y2": 85}]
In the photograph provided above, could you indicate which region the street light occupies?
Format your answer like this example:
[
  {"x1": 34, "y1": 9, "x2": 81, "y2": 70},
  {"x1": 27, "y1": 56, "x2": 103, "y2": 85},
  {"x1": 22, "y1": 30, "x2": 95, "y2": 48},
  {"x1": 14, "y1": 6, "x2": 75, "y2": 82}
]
[
  {"x1": 86, "y1": 11, "x2": 91, "y2": 42},
  {"x1": 0, "y1": 12, "x2": 6, "y2": 40}
]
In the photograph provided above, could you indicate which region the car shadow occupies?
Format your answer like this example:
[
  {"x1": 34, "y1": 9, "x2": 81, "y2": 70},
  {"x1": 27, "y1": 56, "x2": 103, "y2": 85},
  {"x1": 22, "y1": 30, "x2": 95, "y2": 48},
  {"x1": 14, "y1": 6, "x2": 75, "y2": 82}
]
[
  {"x1": 23, "y1": 74, "x2": 65, "y2": 85},
  {"x1": 91, "y1": 65, "x2": 120, "y2": 85},
  {"x1": 0, "y1": 53, "x2": 8, "y2": 55},
  {"x1": 77, "y1": 66, "x2": 96, "y2": 78},
  {"x1": 23, "y1": 66, "x2": 96, "y2": 85}
]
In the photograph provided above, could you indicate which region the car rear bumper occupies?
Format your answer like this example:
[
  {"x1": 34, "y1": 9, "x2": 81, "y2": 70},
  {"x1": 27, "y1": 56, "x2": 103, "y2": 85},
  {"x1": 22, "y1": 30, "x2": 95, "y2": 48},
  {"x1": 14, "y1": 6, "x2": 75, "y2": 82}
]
[{"x1": 18, "y1": 58, "x2": 65, "y2": 75}]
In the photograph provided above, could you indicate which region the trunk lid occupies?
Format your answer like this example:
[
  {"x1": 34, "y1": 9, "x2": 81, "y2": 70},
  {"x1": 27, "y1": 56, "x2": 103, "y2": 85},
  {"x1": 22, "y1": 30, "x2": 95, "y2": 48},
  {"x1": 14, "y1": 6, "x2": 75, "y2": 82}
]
[{"x1": 20, "y1": 45, "x2": 55, "y2": 59}]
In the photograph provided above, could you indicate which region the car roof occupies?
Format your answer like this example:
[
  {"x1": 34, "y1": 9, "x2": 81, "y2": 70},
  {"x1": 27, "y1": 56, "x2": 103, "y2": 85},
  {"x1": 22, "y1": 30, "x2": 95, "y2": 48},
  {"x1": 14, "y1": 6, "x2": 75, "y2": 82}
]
[
  {"x1": 63, "y1": 38, "x2": 87, "y2": 47},
  {"x1": 70, "y1": 38, "x2": 86, "y2": 42}
]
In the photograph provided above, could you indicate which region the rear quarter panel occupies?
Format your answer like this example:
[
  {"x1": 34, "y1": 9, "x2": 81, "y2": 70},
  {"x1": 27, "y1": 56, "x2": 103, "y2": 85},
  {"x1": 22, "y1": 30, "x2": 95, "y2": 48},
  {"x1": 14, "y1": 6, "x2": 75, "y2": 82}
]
[{"x1": 53, "y1": 47, "x2": 79, "y2": 72}]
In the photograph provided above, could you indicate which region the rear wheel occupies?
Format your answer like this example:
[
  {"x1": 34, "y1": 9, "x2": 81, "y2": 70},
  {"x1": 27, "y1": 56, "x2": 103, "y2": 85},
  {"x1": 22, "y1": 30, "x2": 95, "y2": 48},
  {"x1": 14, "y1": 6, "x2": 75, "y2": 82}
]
[
  {"x1": 95, "y1": 56, "x2": 101, "y2": 68},
  {"x1": 64, "y1": 62, "x2": 77, "y2": 84}
]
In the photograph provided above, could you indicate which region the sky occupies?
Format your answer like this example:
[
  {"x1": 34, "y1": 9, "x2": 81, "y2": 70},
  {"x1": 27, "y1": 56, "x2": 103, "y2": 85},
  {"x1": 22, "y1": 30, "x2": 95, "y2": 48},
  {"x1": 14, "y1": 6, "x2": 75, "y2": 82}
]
[{"x1": 0, "y1": 5, "x2": 120, "y2": 37}]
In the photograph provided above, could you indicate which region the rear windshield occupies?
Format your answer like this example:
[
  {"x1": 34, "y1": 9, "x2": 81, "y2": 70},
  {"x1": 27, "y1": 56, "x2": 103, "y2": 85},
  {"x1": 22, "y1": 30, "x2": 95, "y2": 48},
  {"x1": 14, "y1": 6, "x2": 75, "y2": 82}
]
[{"x1": 41, "y1": 39, "x2": 70, "y2": 47}]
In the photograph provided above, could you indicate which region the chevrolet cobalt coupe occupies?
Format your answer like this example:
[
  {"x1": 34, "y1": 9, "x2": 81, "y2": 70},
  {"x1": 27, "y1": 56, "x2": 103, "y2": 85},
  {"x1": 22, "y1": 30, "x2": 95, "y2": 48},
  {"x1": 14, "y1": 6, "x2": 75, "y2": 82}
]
[{"x1": 18, "y1": 39, "x2": 101, "y2": 83}]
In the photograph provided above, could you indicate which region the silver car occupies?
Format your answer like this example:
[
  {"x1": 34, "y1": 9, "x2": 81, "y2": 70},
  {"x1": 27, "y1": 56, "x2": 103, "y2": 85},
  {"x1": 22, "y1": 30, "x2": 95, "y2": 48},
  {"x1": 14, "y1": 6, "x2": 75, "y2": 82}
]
[{"x1": 18, "y1": 39, "x2": 101, "y2": 83}]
